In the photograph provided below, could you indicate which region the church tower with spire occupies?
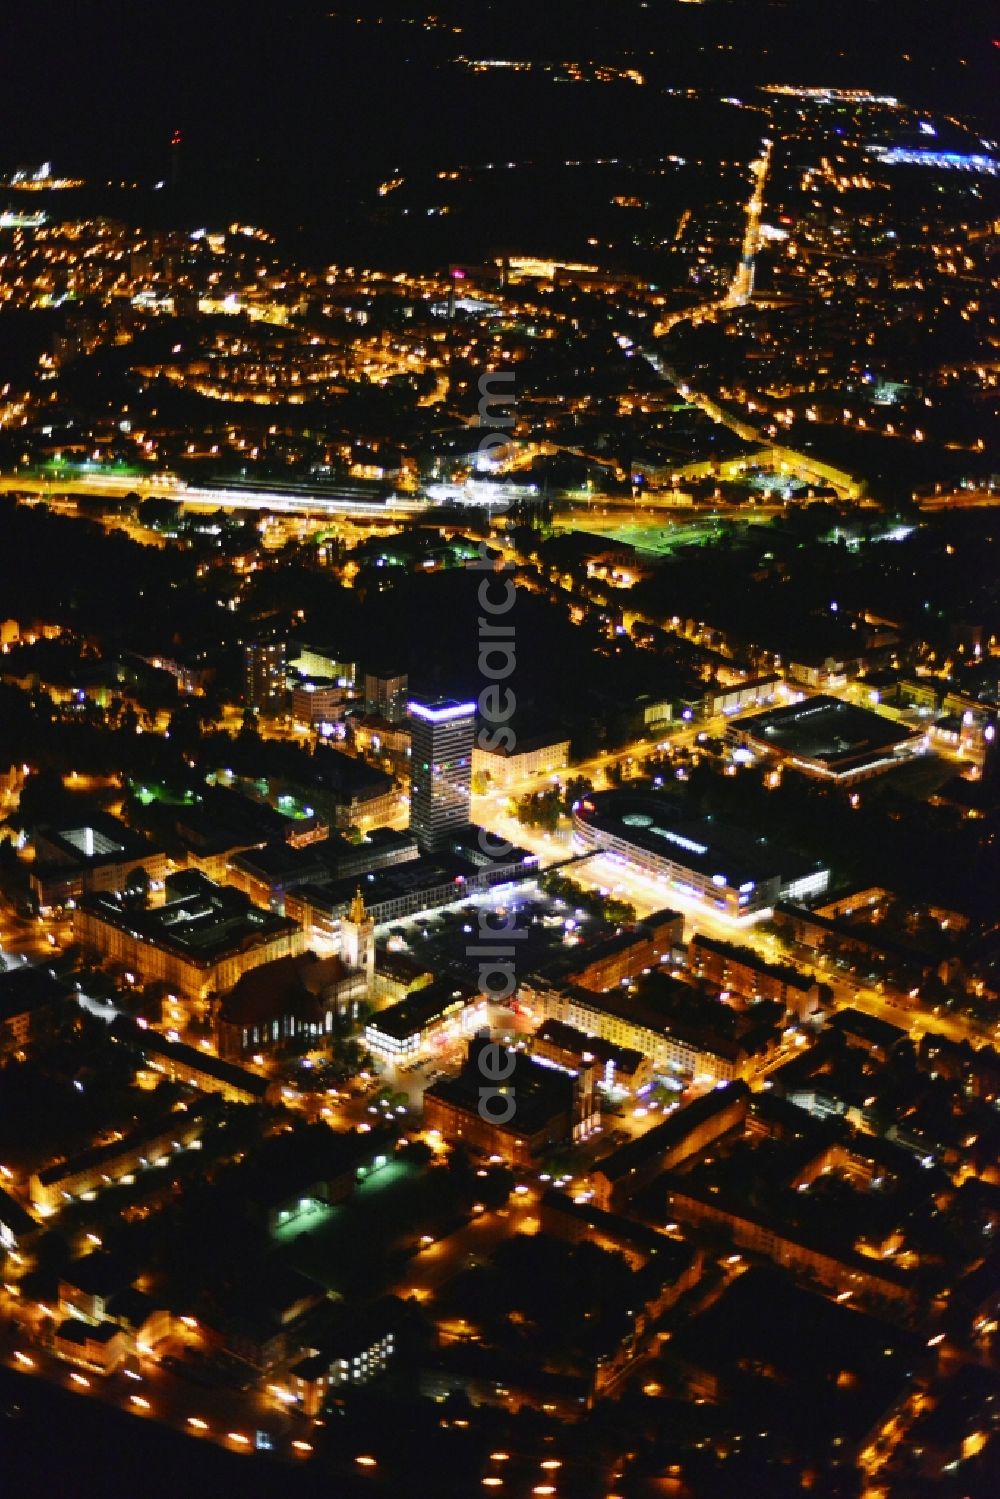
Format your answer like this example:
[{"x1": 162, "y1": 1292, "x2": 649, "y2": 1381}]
[{"x1": 340, "y1": 887, "x2": 375, "y2": 993}]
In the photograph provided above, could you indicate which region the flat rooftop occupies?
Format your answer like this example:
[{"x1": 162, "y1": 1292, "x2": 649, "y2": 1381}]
[
  {"x1": 426, "y1": 1043, "x2": 576, "y2": 1136},
  {"x1": 574, "y1": 788, "x2": 786, "y2": 891},
  {"x1": 293, "y1": 842, "x2": 536, "y2": 918},
  {"x1": 732, "y1": 695, "x2": 918, "y2": 770},
  {"x1": 78, "y1": 870, "x2": 297, "y2": 969},
  {"x1": 596, "y1": 1082, "x2": 749, "y2": 1184},
  {"x1": 34, "y1": 812, "x2": 159, "y2": 869},
  {"x1": 692, "y1": 934, "x2": 817, "y2": 994},
  {"x1": 110, "y1": 1015, "x2": 271, "y2": 1099},
  {"x1": 368, "y1": 976, "x2": 478, "y2": 1041}
]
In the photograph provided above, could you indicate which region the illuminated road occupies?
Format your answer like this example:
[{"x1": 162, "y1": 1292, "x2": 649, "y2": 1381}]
[
  {"x1": 641, "y1": 138, "x2": 862, "y2": 502},
  {"x1": 654, "y1": 137, "x2": 772, "y2": 338},
  {"x1": 391, "y1": 1191, "x2": 541, "y2": 1304},
  {"x1": 472, "y1": 727, "x2": 996, "y2": 1060},
  {"x1": 0, "y1": 909, "x2": 74, "y2": 968},
  {"x1": 916, "y1": 488, "x2": 1000, "y2": 510},
  {"x1": 0, "y1": 1302, "x2": 316, "y2": 1464}
]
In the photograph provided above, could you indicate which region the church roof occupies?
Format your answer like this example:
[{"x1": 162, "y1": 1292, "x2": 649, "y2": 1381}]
[{"x1": 219, "y1": 951, "x2": 352, "y2": 1027}]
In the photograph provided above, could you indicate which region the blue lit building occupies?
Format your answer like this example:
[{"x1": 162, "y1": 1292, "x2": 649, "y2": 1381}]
[{"x1": 407, "y1": 697, "x2": 475, "y2": 852}]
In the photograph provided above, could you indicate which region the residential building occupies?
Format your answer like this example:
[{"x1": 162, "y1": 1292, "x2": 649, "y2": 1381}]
[
  {"x1": 364, "y1": 667, "x2": 408, "y2": 724},
  {"x1": 535, "y1": 909, "x2": 683, "y2": 993},
  {"x1": 525, "y1": 979, "x2": 778, "y2": 1086},
  {"x1": 591, "y1": 1083, "x2": 749, "y2": 1210},
  {"x1": 0, "y1": 1185, "x2": 39, "y2": 1252},
  {"x1": 472, "y1": 733, "x2": 571, "y2": 789},
  {"x1": 291, "y1": 677, "x2": 345, "y2": 727},
  {"x1": 53, "y1": 1319, "x2": 128, "y2": 1375},
  {"x1": 290, "y1": 641, "x2": 356, "y2": 686},
  {"x1": 532, "y1": 1018, "x2": 654, "y2": 1096},
  {"x1": 109, "y1": 1016, "x2": 278, "y2": 1105},
  {"x1": 688, "y1": 933, "x2": 821, "y2": 1020},
  {"x1": 30, "y1": 1101, "x2": 213, "y2": 1216},
  {"x1": 662, "y1": 1178, "x2": 914, "y2": 1308},
  {"x1": 0, "y1": 967, "x2": 72, "y2": 1058},
  {"x1": 244, "y1": 638, "x2": 287, "y2": 715}
]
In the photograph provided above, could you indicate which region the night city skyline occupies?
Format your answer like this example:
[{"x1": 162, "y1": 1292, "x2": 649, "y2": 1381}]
[{"x1": 0, "y1": 3, "x2": 997, "y2": 1497}]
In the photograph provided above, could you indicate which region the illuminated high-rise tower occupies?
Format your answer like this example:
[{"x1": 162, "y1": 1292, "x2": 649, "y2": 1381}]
[
  {"x1": 243, "y1": 639, "x2": 286, "y2": 716},
  {"x1": 407, "y1": 697, "x2": 475, "y2": 852}
]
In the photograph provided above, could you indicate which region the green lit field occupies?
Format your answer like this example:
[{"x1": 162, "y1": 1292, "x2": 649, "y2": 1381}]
[
  {"x1": 36, "y1": 458, "x2": 146, "y2": 479},
  {"x1": 132, "y1": 781, "x2": 197, "y2": 807},
  {"x1": 565, "y1": 513, "x2": 770, "y2": 555},
  {"x1": 278, "y1": 1160, "x2": 464, "y2": 1297}
]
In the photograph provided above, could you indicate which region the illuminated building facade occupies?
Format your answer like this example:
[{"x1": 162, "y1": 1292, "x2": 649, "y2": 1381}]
[
  {"x1": 407, "y1": 697, "x2": 475, "y2": 852},
  {"x1": 423, "y1": 1037, "x2": 597, "y2": 1168},
  {"x1": 291, "y1": 677, "x2": 345, "y2": 727},
  {"x1": 472, "y1": 733, "x2": 571, "y2": 788},
  {"x1": 28, "y1": 814, "x2": 167, "y2": 910},
  {"x1": 364, "y1": 977, "x2": 483, "y2": 1061},
  {"x1": 243, "y1": 638, "x2": 287, "y2": 715},
  {"x1": 571, "y1": 791, "x2": 781, "y2": 922},
  {"x1": 74, "y1": 870, "x2": 303, "y2": 1003},
  {"x1": 729, "y1": 696, "x2": 925, "y2": 785},
  {"x1": 0, "y1": 968, "x2": 72, "y2": 1059},
  {"x1": 363, "y1": 667, "x2": 408, "y2": 724}
]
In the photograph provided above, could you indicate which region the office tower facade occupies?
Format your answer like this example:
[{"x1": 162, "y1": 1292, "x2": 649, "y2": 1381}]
[
  {"x1": 244, "y1": 639, "x2": 287, "y2": 715},
  {"x1": 364, "y1": 668, "x2": 408, "y2": 724},
  {"x1": 407, "y1": 698, "x2": 475, "y2": 852}
]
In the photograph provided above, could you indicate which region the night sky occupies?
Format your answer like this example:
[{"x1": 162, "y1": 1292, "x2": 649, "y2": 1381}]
[{"x1": 2, "y1": 1, "x2": 995, "y2": 203}]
